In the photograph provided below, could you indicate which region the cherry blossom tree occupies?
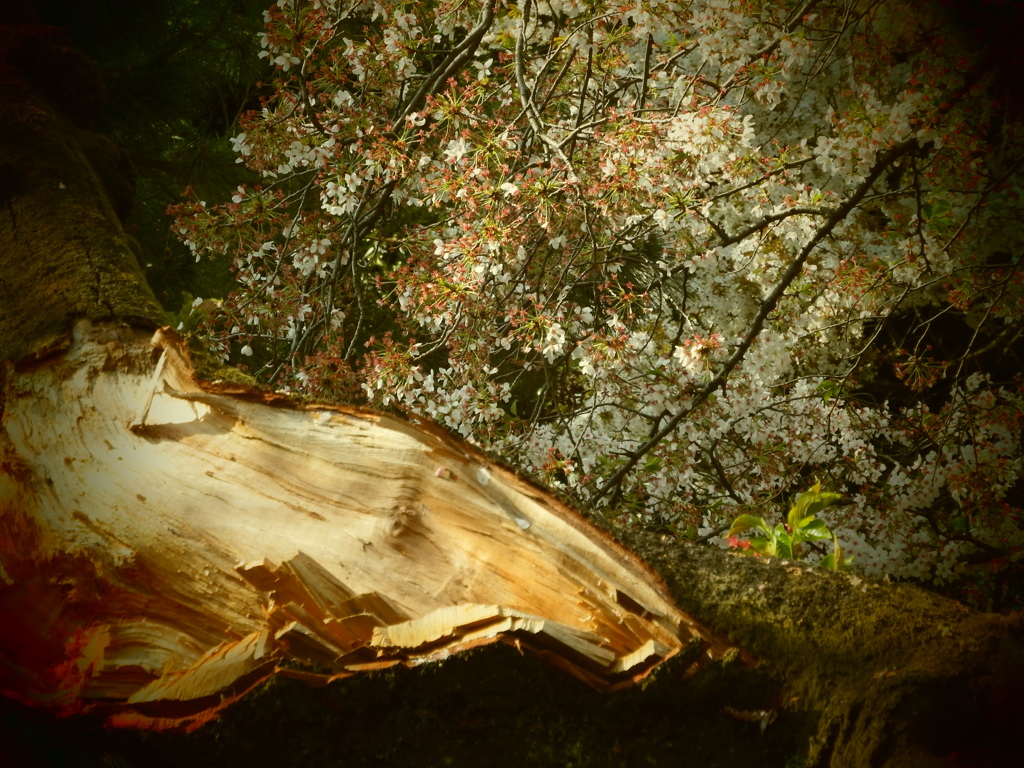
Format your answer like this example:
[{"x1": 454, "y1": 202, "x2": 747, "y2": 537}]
[{"x1": 172, "y1": 0, "x2": 1024, "y2": 604}]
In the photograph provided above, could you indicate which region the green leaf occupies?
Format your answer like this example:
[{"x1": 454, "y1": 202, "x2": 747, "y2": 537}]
[
  {"x1": 922, "y1": 197, "x2": 951, "y2": 221},
  {"x1": 806, "y1": 492, "x2": 843, "y2": 517},
  {"x1": 788, "y1": 483, "x2": 818, "y2": 528},
  {"x1": 643, "y1": 456, "x2": 663, "y2": 472},
  {"x1": 816, "y1": 379, "x2": 841, "y2": 403},
  {"x1": 788, "y1": 506, "x2": 812, "y2": 533},
  {"x1": 748, "y1": 537, "x2": 772, "y2": 556},
  {"x1": 821, "y1": 534, "x2": 852, "y2": 571},
  {"x1": 772, "y1": 525, "x2": 792, "y2": 558},
  {"x1": 788, "y1": 482, "x2": 842, "y2": 530},
  {"x1": 797, "y1": 518, "x2": 833, "y2": 542},
  {"x1": 728, "y1": 514, "x2": 769, "y2": 538}
]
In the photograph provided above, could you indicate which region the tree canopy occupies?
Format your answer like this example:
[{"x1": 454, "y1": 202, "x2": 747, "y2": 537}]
[{"x1": 170, "y1": 0, "x2": 1024, "y2": 609}]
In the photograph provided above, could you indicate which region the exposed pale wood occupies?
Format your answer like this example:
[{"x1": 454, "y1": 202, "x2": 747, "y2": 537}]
[{"x1": 0, "y1": 319, "x2": 736, "y2": 730}]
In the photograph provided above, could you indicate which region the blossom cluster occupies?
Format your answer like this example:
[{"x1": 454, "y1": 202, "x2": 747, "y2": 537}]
[{"x1": 172, "y1": 0, "x2": 1024, "y2": 601}]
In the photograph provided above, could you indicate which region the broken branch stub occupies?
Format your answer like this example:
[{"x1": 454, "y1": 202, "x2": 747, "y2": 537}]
[{"x1": 0, "y1": 320, "x2": 738, "y2": 730}]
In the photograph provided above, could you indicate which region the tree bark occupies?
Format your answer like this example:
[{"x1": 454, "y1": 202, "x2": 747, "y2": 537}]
[{"x1": 1, "y1": 20, "x2": 1022, "y2": 768}]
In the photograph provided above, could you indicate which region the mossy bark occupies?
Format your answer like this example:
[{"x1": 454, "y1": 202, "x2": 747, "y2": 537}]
[
  {"x1": 621, "y1": 529, "x2": 1024, "y2": 766},
  {"x1": 0, "y1": 24, "x2": 163, "y2": 363},
  {"x1": 1, "y1": 16, "x2": 1022, "y2": 768}
]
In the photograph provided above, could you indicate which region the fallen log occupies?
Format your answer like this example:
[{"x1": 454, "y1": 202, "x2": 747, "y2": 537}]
[{"x1": 1, "y1": 318, "x2": 733, "y2": 730}]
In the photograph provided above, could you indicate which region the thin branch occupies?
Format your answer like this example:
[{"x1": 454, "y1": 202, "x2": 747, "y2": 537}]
[
  {"x1": 712, "y1": 206, "x2": 830, "y2": 248},
  {"x1": 591, "y1": 139, "x2": 919, "y2": 503},
  {"x1": 638, "y1": 33, "x2": 653, "y2": 110},
  {"x1": 392, "y1": 0, "x2": 496, "y2": 131},
  {"x1": 514, "y1": 0, "x2": 579, "y2": 181}
]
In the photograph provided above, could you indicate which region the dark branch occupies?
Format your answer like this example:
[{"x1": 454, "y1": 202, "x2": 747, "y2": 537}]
[{"x1": 591, "y1": 139, "x2": 920, "y2": 503}]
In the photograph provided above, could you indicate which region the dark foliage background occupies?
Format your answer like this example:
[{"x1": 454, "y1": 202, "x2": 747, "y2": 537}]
[{"x1": 31, "y1": 0, "x2": 269, "y2": 314}]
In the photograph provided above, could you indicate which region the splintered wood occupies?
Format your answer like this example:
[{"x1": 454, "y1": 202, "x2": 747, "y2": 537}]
[{"x1": 0, "y1": 320, "x2": 736, "y2": 730}]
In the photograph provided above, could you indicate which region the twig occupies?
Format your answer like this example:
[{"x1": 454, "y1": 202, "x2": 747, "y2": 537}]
[{"x1": 591, "y1": 139, "x2": 919, "y2": 503}]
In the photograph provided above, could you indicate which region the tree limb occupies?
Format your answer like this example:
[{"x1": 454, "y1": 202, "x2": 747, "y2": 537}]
[{"x1": 592, "y1": 139, "x2": 919, "y2": 503}]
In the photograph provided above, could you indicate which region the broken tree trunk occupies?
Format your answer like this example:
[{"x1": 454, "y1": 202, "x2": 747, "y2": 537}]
[
  {"x1": 2, "y1": 18, "x2": 1023, "y2": 768},
  {"x1": 0, "y1": 30, "x2": 734, "y2": 731},
  {"x1": 1, "y1": 319, "x2": 732, "y2": 730}
]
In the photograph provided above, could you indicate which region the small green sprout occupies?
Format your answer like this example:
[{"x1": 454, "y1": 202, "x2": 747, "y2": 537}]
[{"x1": 726, "y1": 482, "x2": 851, "y2": 570}]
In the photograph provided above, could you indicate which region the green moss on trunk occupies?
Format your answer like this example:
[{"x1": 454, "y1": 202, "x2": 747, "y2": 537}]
[
  {"x1": 0, "y1": 33, "x2": 163, "y2": 363},
  {"x1": 619, "y1": 528, "x2": 1024, "y2": 766}
]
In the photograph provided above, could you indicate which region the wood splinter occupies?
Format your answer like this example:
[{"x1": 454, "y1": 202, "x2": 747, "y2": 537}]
[{"x1": 0, "y1": 320, "x2": 740, "y2": 731}]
